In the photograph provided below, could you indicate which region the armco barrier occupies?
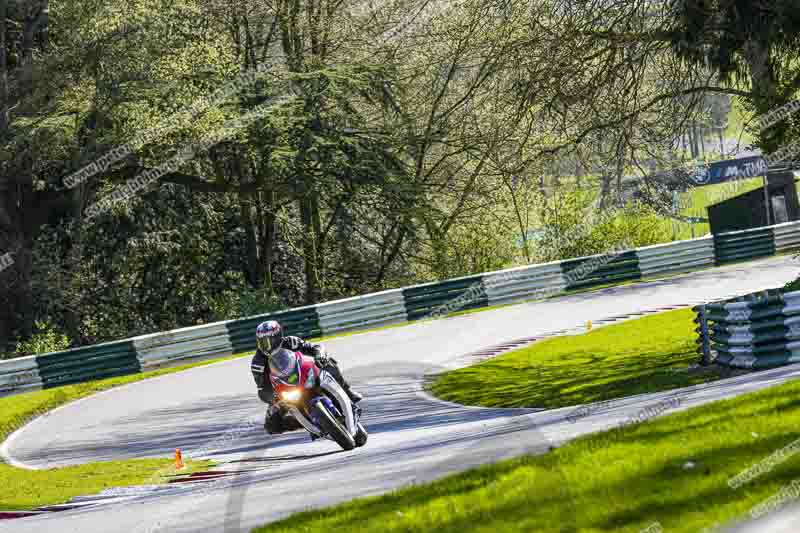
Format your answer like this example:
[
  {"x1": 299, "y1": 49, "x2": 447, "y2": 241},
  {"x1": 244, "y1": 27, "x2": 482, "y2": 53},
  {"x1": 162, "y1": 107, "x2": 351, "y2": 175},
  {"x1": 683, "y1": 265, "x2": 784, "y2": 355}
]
[
  {"x1": 134, "y1": 323, "x2": 234, "y2": 369},
  {"x1": 36, "y1": 340, "x2": 140, "y2": 389},
  {"x1": 225, "y1": 307, "x2": 322, "y2": 354},
  {"x1": 560, "y1": 249, "x2": 641, "y2": 290},
  {"x1": 635, "y1": 236, "x2": 715, "y2": 278},
  {"x1": 0, "y1": 356, "x2": 42, "y2": 397},
  {"x1": 3, "y1": 219, "x2": 800, "y2": 396},
  {"x1": 713, "y1": 226, "x2": 775, "y2": 265},
  {"x1": 695, "y1": 289, "x2": 800, "y2": 368},
  {"x1": 482, "y1": 262, "x2": 566, "y2": 306},
  {"x1": 402, "y1": 275, "x2": 487, "y2": 321},
  {"x1": 316, "y1": 289, "x2": 407, "y2": 334},
  {"x1": 773, "y1": 221, "x2": 800, "y2": 253}
]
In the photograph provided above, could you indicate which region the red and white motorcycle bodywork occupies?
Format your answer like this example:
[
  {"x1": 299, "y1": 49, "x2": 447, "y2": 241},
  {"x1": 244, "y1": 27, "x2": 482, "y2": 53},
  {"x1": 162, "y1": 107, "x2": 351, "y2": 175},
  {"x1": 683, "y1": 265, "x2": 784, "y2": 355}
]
[{"x1": 268, "y1": 348, "x2": 367, "y2": 451}]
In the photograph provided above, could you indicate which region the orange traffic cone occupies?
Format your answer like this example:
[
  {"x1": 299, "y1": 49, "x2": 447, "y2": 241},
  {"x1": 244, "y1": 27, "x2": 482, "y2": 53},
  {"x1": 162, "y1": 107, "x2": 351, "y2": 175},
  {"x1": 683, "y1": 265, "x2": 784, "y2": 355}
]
[{"x1": 175, "y1": 448, "x2": 185, "y2": 469}]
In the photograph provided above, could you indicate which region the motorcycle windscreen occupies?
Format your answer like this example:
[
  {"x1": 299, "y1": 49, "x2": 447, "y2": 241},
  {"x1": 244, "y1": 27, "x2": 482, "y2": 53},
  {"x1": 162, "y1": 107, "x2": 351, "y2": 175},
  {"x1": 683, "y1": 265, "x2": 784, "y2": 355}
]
[{"x1": 269, "y1": 348, "x2": 300, "y2": 384}]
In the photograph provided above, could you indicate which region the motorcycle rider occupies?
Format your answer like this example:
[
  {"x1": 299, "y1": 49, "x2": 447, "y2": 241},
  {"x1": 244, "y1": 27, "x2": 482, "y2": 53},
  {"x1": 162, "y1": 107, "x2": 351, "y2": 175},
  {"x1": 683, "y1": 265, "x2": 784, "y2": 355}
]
[{"x1": 250, "y1": 320, "x2": 363, "y2": 434}]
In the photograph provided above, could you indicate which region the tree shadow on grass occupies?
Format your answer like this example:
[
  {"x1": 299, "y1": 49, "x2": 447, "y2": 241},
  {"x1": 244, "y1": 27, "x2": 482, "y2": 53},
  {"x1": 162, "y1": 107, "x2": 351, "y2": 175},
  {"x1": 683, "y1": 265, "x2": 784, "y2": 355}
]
[{"x1": 433, "y1": 347, "x2": 720, "y2": 410}]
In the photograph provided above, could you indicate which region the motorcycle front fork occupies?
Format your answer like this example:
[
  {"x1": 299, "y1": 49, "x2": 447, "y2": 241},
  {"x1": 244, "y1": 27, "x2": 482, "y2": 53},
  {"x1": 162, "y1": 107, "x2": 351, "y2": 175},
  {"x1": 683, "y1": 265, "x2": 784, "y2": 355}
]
[{"x1": 309, "y1": 405, "x2": 363, "y2": 443}]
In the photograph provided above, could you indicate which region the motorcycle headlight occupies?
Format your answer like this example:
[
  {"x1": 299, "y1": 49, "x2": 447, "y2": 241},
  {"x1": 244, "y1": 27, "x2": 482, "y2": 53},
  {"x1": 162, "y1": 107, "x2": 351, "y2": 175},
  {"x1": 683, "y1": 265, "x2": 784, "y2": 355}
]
[
  {"x1": 281, "y1": 389, "x2": 302, "y2": 402},
  {"x1": 305, "y1": 369, "x2": 316, "y2": 389}
]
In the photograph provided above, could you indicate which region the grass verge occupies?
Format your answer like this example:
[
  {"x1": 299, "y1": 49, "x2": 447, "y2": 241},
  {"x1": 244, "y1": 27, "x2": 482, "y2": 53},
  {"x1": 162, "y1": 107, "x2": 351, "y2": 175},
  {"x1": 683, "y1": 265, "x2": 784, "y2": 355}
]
[
  {"x1": 0, "y1": 458, "x2": 212, "y2": 511},
  {"x1": 430, "y1": 308, "x2": 734, "y2": 409},
  {"x1": 0, "y1": 259, "x2": 779, "y2": 511},
  {"x1": 0, "y1": 355, "x2": 243, "y2": 510},
  {"x1": 0, "y1": 318, "x2": 443, "y2": 511},
  {"x1": 255, "y1": 370, "x2": 800, "y2": 533},
  {"x1": 0, "y1": 317, "x2": 450, "y2": 511}
]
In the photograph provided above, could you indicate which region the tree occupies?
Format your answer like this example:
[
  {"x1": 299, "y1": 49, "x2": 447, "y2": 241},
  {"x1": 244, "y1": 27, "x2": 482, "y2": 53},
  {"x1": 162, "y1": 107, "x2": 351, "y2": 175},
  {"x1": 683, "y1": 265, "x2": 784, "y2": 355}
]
[
  {"x1": 669, "y1": 0, "x2": 800, "y2": 154},
  {"x1": 0, "y1": 0, "x2": 261, "y2": 347}
]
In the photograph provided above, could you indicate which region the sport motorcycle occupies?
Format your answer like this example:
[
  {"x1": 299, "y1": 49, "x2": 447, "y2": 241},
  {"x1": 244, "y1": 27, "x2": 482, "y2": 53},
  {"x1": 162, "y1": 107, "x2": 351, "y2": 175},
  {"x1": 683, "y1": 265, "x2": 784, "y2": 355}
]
[{"x1": 268, "y1": 347, "x2": 368, "y2": 451}]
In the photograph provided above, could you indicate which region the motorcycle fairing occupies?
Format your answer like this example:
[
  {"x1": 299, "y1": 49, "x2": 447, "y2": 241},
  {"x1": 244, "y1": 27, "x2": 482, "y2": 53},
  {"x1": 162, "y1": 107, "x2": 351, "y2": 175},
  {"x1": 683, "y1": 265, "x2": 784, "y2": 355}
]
[{"x1": 318, "y1": 370, "x2": 357, "y2": 436}]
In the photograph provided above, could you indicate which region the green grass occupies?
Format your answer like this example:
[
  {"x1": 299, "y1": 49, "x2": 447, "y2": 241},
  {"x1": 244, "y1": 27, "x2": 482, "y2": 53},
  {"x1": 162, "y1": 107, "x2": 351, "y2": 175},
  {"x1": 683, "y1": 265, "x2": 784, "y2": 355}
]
[
  {"x1": 0, "y1": 315, "x2": 498, "y2": 510},
  {"x1": 0, "y1": 355, "x2": 244, "y2": 510},
  {"x1": 254, "y1": 375, "x2": 800, "y2": 533},
  {"x1": 650, "y1": 177, "x2": 764, "y2": 240},
  {"x1": 0, "y1": 458, "x2": 211, "y2": 511},
  {"x1": 0, "y1": 278, "x2": 768, "y2": 511},
  {"x1": 0, "y1": 319, "x2": 450, "y2": 511},
  {"x1": 430, "y1": 308, "x2": 731, "y2": 409},
  {"x1": 681, "y1": 177, "x2": 763, "y2": 216},
  {"x1": 726, "y1": 99, "x2": 756, "y2": 147}
]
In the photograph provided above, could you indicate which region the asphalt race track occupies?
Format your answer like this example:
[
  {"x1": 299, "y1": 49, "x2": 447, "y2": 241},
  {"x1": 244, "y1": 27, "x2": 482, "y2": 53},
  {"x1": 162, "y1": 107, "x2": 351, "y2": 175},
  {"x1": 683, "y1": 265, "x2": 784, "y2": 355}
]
[{"x1": 3, "y1": 256, "x2": 800, "y2": 533}]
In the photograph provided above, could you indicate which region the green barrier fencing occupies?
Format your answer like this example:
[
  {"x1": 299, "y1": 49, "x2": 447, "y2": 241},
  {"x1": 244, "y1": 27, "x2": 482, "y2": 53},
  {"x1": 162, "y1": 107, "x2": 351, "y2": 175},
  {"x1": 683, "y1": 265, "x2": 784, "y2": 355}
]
[
  {"x1": 225, "y1": 307, "x2": 322, "y2": 354},
  {"x1": 561, "y1": 250, "x2": 641, "y2": 291},
  {"x1": 3, "y1": 220, "x2": 800, "y2": 396},
  {"x1": 36, "y1": 340, "x2": 140, "y2": 388},
  {"x1": 713, "y1": 227, "x2": 776, "y2": 265},
  {"x1": 402, "y1": 275, "x2": 487, "y2": 321}
]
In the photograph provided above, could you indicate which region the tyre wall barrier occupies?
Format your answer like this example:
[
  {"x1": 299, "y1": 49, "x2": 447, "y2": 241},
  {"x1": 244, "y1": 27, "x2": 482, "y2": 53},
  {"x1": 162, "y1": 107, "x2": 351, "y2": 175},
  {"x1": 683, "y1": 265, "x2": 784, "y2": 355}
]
[{"x1": 695, "y1": 289, "x2": 800, "y2": 369}]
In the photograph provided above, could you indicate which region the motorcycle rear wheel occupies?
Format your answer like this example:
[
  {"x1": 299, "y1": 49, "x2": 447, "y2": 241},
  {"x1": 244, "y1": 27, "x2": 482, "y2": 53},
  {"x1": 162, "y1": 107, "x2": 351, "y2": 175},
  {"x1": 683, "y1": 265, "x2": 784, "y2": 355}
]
[{"x1": 313, "y1": 401, "x2": 356, "y2": 451}]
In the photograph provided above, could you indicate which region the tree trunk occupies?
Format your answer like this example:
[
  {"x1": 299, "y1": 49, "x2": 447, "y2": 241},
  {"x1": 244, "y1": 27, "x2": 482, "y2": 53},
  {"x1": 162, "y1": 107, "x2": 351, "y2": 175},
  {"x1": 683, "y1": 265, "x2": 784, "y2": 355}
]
[
  {"x1": 0, "y1": 175, "x2": 15, "y2": 351},
  {"x1": 505, "y1": 176, "x2": 531, "y2": 263},
  {"x1": 598, "y1": 172, "x2": 612, "y2": 209},
  {"x1": 0, "y1": 0, "x2": 21, "y2": 348},
  {"x1": 299, "y1": 194, "x2": 320, "y2": 304},
  {"x1": 375, "y1": 219, "x2": 408, "y2": 286},
  {"x1": 61, "y1": 179, "x2": 87, "y2": 346},
  {"x1": 0, "y1": 0, "x2": 8, "y2": 132},
  {"x1": 256, "y1": 188, "x2": 276, "y2": 291},
  {"x1": 698, "y1": 126, "x2": 706, "y2": 157},
  {"x1": 744, "y1": 38, "x2": 777, "y2": 110},
  {"x1": 240, "y1": 188, "x2": 260, "y2": 288},
  {"x1": 0, "y1": 0, "x2": 52, "y2": 350},
  {"x1": 311, "y1": 189, "x2": 324, "y2": 299},
  {"x1": 425, "y1": 218, "x2": 450, "y2": 280},
  {"x1": 615, "y1": 141, "x2": 625, "y2": 206},
  {"x1": 681, "y1": 133, "x2": 694, "y2": 159},
  {"x1": 240, "y1": 183, "x2": 278, "y2": 292},
  {"x1": 0, "y1": 178, "x2": 36, "y2": 350},
  {"x1": 62, "y1": 102, "x2": 99, "y2": 346},
  {"x1": 743, "y1": 38, "x2": 780, "y2": 152},
  {"x1": 688, "y1": 128, "x2": 698, "y2": 159}
]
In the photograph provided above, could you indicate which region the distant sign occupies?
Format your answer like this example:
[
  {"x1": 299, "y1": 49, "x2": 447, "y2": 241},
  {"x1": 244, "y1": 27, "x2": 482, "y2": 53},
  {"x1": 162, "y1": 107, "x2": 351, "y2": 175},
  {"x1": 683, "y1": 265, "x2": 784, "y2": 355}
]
[
  {"x1": 515, "y1": 228, "x2": 545, "y2": 247},
  {"x1": 699, "y1": 156, "x2": 767, "y2": 185}
]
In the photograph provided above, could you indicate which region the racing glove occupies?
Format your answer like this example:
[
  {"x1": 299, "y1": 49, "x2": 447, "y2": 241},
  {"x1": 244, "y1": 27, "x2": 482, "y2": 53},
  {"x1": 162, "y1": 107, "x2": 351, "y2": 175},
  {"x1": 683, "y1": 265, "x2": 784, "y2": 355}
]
[{"x1": 313, "y1": 344, "x2": 330, "y2": 367}]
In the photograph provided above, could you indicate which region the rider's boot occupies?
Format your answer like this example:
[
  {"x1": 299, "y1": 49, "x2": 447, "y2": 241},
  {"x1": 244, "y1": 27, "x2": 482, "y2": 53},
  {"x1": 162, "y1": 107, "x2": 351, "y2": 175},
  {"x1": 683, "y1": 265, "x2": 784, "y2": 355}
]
[
  {"x1": 334, "y1": 372, "x2": 363, "y2": 403},
  {"x1": 344, "y1": 386, "x2": 363, "y2": 404},
  {"x1": 264, "y1": 405, "x2": 285, "y2": 434},
  {"x1": 323, "y1": 359, "x2": 363, "y2": 403}
]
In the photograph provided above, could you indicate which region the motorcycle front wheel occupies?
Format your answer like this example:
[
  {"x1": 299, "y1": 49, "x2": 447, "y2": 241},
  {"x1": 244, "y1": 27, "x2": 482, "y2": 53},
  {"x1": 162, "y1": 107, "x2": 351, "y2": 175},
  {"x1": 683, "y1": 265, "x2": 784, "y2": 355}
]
[
  {"x1": 312, "y1": 401, "x2": 356, "y2": 451},
  {"x1": 355, "y1": 423, "x2": 368, "y2": 447}
]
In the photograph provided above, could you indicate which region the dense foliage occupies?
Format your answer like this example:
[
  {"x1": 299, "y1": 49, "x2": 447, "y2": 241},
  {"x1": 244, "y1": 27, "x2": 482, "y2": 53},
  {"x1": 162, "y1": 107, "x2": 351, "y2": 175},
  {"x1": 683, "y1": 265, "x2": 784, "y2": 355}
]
[{"x1": 0, "y1": 0, "x2": 793, "y2": 355}]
